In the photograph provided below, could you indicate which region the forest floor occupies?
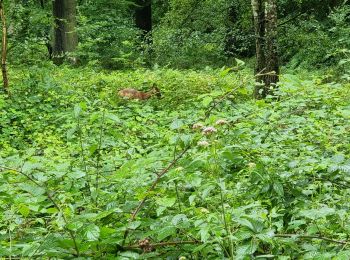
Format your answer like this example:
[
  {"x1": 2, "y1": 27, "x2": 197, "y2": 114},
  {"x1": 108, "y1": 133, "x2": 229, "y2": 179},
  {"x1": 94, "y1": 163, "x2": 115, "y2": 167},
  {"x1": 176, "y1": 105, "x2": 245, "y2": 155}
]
[{"x1": 1, "y1": 66, "x2": 350, "y2": 258}]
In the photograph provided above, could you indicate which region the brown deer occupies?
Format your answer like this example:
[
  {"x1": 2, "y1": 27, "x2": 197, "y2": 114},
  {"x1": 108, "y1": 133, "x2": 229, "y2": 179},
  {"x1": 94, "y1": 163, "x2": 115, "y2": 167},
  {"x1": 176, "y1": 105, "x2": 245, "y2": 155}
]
[{"x1": 118, "y1": 85, "x2": 161, "y2": 100}]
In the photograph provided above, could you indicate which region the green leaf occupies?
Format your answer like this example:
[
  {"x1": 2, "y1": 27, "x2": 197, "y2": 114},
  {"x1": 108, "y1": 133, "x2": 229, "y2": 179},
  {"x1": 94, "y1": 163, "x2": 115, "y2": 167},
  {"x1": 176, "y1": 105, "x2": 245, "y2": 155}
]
[
  {"x1": 18, "y1": 184, "x2": 46, "y2": 196},
  {"x1": 199, "y1": 226, "x2": 210, "y2": 242},
  {"x1": 67, "y1": 169, "x2": 86, "y2": 179},
  {"x1": 234, "y1": 228, "x2": 254, "y2": 241},
  {"x1": 74, "y1": 104, "x2": 82, "y2": 118},
  {"x1": 170, "y1": 119, "x2": 184, "y2": 130},
  {"x1": 156, "y1": 197, "x2": 176, "y2": 208},
  {"x1": 299, "y1": 206, "x2": 335, "y2": 220},
  {"x1": 236, "y1": 241, "x2": 258, "y2": 256},
  {"x1": 220, "y1": 67, "x2": 233, "y2": 77},
  {"x1": 157, "y1": 226, "x2": 177, "y2": 240},
  {"x1": 85, "y1": 224, "x2": 100, "y2": 241},
  {"x1": 235, "y1": 58, "x2": 245, "y2": 67},
  {"x1": 273, "y1": 182, "x2": 284, "y2": 196},
  {"x1": 128, "y1": 221, "x2": 141, "y2": 230},
  {"x1": 172, "y1": 214, "x2": 188, "y2": 225},
  {"x1": 118, "y1": 251, "x2": 140, "y2": 259},
  {"x1": 202, "y1": 96, "x2": 213, "y2": 107},
  {"x1": 18, "y1": 204, "x2": 30, "y2": 217},
  {"x1": 67, "y1": 221, "x2": 84, "y2": 231},
  {"x1": 106, "y1": 113, "x2": 121, "y2": 123},
  {"x1": 156, "y1": 206, "x2": 166, "y2": 216}
]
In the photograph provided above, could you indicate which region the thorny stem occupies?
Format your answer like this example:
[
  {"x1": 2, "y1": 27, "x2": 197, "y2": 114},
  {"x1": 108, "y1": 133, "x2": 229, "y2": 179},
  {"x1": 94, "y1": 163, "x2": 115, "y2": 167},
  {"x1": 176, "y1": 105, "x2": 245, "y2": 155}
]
[{"x1": 122, "y1": 147, "x2": 190, "y2": 245}]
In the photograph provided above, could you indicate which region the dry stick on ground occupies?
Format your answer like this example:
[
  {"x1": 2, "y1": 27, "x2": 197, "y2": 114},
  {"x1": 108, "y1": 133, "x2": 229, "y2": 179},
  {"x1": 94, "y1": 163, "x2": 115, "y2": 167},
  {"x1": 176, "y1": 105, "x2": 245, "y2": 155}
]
[
  {"x1": 0, "y1": 0, "x2": 8, "y2": 94},
  {"x1": 0, "y1": 166, "x2": 80, "y2": 256}
]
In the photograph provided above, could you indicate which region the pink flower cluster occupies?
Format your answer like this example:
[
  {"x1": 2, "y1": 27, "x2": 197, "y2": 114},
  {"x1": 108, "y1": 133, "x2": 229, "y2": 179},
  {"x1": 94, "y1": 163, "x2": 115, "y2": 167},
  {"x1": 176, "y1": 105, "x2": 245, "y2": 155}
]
[
  {"x1": 202, "y1": 126, "x2": 217, "y2": 135},
  {"x1": 215, "y1": 119, "x2": 228, "y2": 125}
]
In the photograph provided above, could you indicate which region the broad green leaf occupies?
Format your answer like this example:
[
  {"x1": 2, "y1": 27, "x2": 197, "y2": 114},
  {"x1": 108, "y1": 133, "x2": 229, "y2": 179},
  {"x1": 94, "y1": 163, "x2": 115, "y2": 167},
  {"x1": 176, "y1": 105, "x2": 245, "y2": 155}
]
[
  {"x1": 202, "y1": 96, "x2": 213, "y2": 107},
  {"x1": 157, "y1": 226, "x2": 177, "y2": 240},
  {"x1": 273, "y1": 182, "x2": 284, "y2": 196},
  {"x1": 85, "y1": 224, "x2": 100, "y2": 241},
  {"x1": 236, "y1": 241, "x2": 258, "y2": 256},
  {"x1": 74, "y1": 104, "x2": 82, "y2": 118},
  {"x1": 199, "y1": 227, "x2": 210, "y2": 242},
  {"x1": 18, "y1": 204, "x2": 30, "y2": 217},
  {"x1": 18, "y1": 184, "x2": 46, "y2": 196},
  {"x1": 118, "y1": 251, "x2": 140, "y2": 259},
  {"x1": 172, "y1": 214, "x2": 188, "y2": 225},
  {"x1": 170, "y1": 119, "x2": 184, "y2": 130},
  {"x1": 128, "y1": 221, "x2": 141, "y2": 230},
  {"x1": 156, "y1": 197, "x2": 176, "y2": 208},
  {"x1": 67, "y1": 169, "x2": 86, "y2": 179},
  {"x1": 234, "y1": 228, "x2": 254, "y2": 241}
]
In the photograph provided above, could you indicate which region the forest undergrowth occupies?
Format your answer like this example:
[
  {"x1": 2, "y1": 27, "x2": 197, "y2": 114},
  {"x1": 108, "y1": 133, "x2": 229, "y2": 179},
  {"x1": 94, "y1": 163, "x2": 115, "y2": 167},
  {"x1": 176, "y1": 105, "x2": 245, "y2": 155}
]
[{"x1": 0, "y1": 66, "x2": 350, "y2": 259}]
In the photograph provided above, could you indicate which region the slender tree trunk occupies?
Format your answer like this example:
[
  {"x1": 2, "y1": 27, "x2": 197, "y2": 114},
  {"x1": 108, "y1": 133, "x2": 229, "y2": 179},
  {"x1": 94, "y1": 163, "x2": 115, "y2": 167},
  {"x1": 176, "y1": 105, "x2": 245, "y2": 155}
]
[
  {"x1": 0, "y1": 0, "x2": 8, "y2": 94},
  {"x1": 251, "y1": 0, "x2": 279, "y2": 99},
  {"x1": 52, "y1": 0, "x2": 78, "y2": 64},
  {"x1": 264, "y1": 0, "x2": 279, "y2": 92},
  {"x1": 251, "y1": 0, "x2": 265, "y2": 97}
]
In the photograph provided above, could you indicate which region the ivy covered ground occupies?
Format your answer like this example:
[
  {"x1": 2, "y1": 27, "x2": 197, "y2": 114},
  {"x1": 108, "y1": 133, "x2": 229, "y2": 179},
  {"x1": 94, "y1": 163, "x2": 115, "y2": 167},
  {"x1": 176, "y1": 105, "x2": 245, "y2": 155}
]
[{"x1": 1, "y1": 66, "x2": 350, "y2": 259}]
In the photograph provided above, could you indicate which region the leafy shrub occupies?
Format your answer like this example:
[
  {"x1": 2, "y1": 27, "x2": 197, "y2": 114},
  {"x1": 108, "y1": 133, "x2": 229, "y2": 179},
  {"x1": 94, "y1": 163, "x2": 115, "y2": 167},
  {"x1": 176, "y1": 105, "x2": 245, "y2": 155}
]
[
  {"x1": 6, "y1": 1, "x2": 51, "y2": 65},
  {"x1": 279, "y1": 5, "x2": 350, "y2": 71},
  {"x1": 76, "y1": 0, "x2": 142, "y2": 69}
]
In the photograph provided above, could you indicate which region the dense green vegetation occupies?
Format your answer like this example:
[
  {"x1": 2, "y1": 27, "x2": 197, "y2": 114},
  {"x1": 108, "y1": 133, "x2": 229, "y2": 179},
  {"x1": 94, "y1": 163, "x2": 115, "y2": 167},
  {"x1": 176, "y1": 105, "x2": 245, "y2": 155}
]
[
  {"x1": 1, "y1": 66, "x2": 350, "y2": 258},
  {"x1": 0, "y1": 0, "x2": 350, "y2": 259}
]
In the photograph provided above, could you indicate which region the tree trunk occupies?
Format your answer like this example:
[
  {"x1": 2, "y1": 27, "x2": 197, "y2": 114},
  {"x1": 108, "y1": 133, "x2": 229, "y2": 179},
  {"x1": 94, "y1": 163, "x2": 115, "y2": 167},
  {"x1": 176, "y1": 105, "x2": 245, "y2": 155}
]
[
  {"x1": 251, "y1": 0, "x2": 265, "y2": 98},
  {"x1": 135, "y1": 0, "x2": 152, "y2": 34},
  {"x1": 0, "y1": 0, "x2": 8, "y2": 94},
  {"x1": 263, "y1": 0, "x2": 279, "y2": 93},
  {"x1": 52, "y1": 0, "x2": 78, "y2": 65},
  {"x1": 251, "y1": 0, "x2": 279, "y2": 99}
]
